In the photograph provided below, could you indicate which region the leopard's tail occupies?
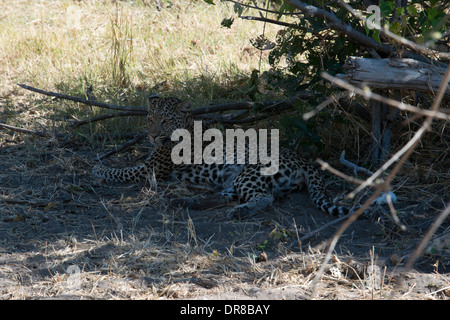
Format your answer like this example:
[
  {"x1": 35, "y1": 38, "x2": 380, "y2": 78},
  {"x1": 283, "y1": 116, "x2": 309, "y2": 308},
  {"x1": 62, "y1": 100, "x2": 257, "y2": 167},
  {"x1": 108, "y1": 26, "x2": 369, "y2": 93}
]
[
  {"x1": 304, "y1": 166, "x2": 350, "y2": 217},
  {"x1": 92, "y1": 164, "x2": 150, "y2": 183}
]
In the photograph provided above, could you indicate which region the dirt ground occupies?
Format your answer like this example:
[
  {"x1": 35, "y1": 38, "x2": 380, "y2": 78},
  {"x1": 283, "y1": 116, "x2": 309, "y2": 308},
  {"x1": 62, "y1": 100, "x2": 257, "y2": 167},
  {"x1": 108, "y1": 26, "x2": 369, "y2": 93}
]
[{"x1": 0, "y1": 138, "x2": 449, "y2": 300}]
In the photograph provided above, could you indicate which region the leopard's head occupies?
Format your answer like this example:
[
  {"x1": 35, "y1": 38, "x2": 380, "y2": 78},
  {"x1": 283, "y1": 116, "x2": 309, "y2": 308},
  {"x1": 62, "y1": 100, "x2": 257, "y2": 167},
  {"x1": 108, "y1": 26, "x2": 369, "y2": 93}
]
[{"x1": 146, "y1": 95, "x2": 193, "y2": 146}]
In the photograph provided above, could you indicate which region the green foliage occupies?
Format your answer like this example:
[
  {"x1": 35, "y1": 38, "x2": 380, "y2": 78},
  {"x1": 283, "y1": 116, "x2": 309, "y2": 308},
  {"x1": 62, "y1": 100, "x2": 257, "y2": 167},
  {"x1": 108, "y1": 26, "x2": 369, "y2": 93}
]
[
  {"x1": 279, "y1": 115, "x2": 323, "y2": 154},
  {"x1": 221, "y1": 17, "x2": 234, "y2": 28},
  {"x1": 376, "y1": 0, "x2": 448, "y2": 42},
  {"x1": 264, "y1": 1, "x2": 448, "y2": 95},
  {"x1": 204, "y1": 1, "x2": 448, "y2": 154},
  {"x1": 202, "y1": 0, "x2": 448, "y2": 96}
]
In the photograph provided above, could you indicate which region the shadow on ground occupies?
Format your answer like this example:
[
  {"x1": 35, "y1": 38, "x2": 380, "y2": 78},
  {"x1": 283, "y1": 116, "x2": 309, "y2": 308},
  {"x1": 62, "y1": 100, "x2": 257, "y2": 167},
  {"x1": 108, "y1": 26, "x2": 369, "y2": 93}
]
[{"x1": 0, "y1": 139, "x2": 448, "y2": 300}]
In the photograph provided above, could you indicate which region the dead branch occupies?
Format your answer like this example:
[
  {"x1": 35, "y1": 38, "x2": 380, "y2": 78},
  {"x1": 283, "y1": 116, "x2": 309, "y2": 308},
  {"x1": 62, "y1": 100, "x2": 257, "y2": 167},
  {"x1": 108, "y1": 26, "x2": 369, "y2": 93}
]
[
  {"x1": 17, "y1": 83, "x2": 146, "y2": 112},
  {"x1": 0, "y1": 122, "x2": 67, "y2": 139},
  {"x1": 340, "y1": 57, "x2": 450, "y2": 98},
  {"x1": 192, "y1": 102, "x2": 252, "y2": 115},
  {"x1": 0, "y1": 122, "x2": 48, "y2": 137},
  {"x1": 321, "y1": 73, "x2": 450, "y2": 121},
  {"x1": 18, "y1": 83, "x2": 312, "y2": 126},
  {"x1": 285, "y1": 1, "x2": 410, "y2": 60},
  {"x1": 69, "y1": 110, "x2": 147, "y2": 128}
]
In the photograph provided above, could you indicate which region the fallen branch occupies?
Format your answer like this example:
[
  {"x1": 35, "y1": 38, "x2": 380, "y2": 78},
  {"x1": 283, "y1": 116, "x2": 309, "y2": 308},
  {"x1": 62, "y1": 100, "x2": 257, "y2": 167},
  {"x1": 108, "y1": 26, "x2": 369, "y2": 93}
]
[
  {"x1": 18, "y1": 83, "x2": 146, "y2": 112},
  {"x1": 0, "y1": 122, "x2": 48, "y2": 137},
  {"x1": 18, "y1": 83, "x2": 317, "y2": 128},
  {"x1": 340, "y1": 57, "x2": 450, "y2": 99},
  {"x1": 69, "y1": 110, "x2": 147, "y2": 128},
  {"x1": 0, "y1": 122, "x2": 67, "y2": 139}
]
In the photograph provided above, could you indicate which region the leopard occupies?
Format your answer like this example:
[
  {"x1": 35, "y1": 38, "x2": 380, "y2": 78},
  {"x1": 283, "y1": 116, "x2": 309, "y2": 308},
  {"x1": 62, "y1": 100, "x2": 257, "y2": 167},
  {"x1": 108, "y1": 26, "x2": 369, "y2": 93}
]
[{"x1": 92, "y1": 95, "x2": 350, "y2": 218}]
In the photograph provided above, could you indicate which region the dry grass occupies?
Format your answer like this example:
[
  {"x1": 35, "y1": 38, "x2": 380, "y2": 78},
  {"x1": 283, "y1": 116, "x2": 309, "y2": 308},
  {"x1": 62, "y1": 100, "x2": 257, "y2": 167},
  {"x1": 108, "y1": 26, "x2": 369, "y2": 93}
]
[
  {"x1": 0, "y1": 137, "x2": 448, "y2": 300},
  {"x1": 0, "y1": 0, "x2": 285, "y2": 141},
  {"x1": 0, "y1": 0, "x2": 280, "y2": 101}
]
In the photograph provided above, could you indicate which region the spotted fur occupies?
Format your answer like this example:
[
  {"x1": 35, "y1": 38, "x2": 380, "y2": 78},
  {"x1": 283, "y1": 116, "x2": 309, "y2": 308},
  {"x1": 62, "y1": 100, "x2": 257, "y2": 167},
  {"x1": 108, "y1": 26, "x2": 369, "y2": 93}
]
[{"x1": 93, "y1": 96, "x2": 349, "y2": 218}]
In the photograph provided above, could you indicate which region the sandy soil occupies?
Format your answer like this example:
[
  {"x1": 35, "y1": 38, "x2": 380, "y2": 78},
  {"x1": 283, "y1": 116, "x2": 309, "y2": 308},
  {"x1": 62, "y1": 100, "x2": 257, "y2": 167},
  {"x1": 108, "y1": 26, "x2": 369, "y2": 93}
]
[{"x1": 0, "y1": 139, "x2": 449, "y2": 300}]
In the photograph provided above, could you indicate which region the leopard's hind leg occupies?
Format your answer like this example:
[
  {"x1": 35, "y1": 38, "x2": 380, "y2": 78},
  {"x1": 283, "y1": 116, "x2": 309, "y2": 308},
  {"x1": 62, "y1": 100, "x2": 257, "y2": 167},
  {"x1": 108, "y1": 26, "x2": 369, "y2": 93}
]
[{"x1": 226, "y1": 164, "x2": 275, "y2": 219}]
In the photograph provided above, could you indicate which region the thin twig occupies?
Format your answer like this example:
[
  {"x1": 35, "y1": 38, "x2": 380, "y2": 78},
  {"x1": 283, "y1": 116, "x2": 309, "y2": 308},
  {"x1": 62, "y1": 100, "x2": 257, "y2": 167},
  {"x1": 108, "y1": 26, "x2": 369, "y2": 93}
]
[
  {"x1": 292, "y1": 212, "x2": 353, "y2": 245},
  {"x1": 240, "y1": 15, "x2": 298, "y2": 28},
  {"x1": 405, "y1": 203, "x2": 450, "y2": 271},
  {"x1": 310, "y1": 63, "x2": 450, "y2": 298},
  {"x1": 321, "y1": 73, "x2": 450, "y2": 121},
  {"x1": 303, "y1": 91, "x2": 350, "y2": 121},
  {"x1": 97, "y1": 133, "x2": 147, "y2": 160},
  {"x1": 224, "y1": 0, "x2": 300, "y2": 16},
  {"x1": 315, "y1": 158, "x2": 372, "y2": 187}
]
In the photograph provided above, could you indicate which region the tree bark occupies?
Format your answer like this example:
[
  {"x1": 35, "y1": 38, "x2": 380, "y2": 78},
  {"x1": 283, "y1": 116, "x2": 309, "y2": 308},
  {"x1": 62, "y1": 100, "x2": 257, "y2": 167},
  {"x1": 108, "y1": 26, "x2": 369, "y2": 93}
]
[{"x1": 339, "y1": 57, "x2": 450, "y2": 99}]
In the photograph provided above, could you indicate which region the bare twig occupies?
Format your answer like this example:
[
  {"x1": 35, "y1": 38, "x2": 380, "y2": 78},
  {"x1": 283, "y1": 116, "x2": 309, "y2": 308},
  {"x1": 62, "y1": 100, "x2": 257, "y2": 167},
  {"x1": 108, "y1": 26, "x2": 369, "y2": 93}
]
[
  {"x1": 321, "y1": 73, "x2": 450, "y2": 121},
  {"x1": 224, "y1": 0, "x2": 300, "y2": 16},
  {"x1": 293, "y1": 212, "x2": 353, "y2": 244},
  {"x1": 97, "y1": 133, "x2": 147, "y2": 160},
  {"x1": 315, "y1": 158, "x2": 372, "y2": 187},
  {"x1": 303, "y1": 91, "x2": 351, "y2": 121},
  {"x1": 310, "y1": 62, "x2": 450, "y2": 298},
  {"x1": 240, "y1": 15, "x2": 298, "y2": 29}
]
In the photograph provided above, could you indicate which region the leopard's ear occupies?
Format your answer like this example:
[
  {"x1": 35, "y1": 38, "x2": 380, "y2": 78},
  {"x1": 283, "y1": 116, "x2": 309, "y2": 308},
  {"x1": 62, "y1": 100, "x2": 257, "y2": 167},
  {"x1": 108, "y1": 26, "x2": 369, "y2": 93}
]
[
  {"x1": 176, "y1": 101, "x2": 193, "y2": 113},
  {"x1": 146, "y1": 94, "x2": 160, "y2": 108}
]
